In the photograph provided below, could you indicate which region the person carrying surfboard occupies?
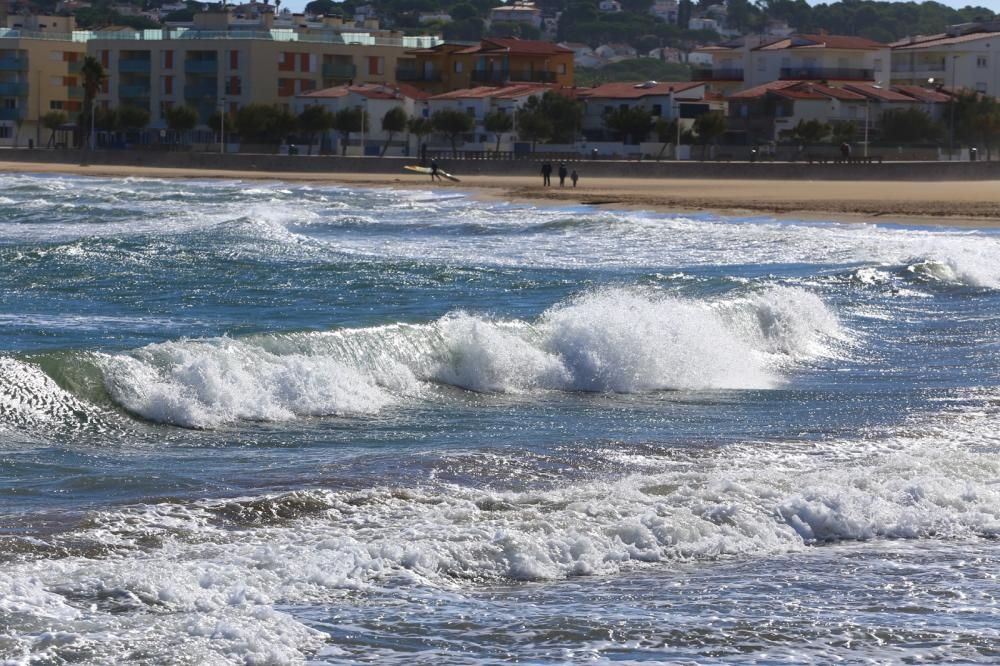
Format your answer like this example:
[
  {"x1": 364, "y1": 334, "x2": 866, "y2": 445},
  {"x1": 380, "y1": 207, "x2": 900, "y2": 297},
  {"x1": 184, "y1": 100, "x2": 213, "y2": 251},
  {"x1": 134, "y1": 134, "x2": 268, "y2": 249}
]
[{"x1": 430, "y1": 160, "x2": 443, "y2": 182}]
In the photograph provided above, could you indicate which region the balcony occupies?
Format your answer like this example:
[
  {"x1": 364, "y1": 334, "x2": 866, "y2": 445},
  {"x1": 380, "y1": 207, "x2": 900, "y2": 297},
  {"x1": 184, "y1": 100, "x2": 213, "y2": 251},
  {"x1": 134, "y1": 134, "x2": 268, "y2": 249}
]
[
  {"x1": 184, "y1": 59, "x2": 218, "y2": 74},
  {"x1": 224, "y1": 82, "x2": 242, "y2": 95},
  {"x1": 0, "y1": 81, "x2": 28, "y2": 96},
  {"x1": 0, "y1": 56, "x2": 27, "y2": 72},
  {"x1": 471, "y1": 69, "x2": 556, "y2": 84},
  {"x1": 67, "y1": 85, "x2": 84, "y2": 99},
  {"x1": 0, "y1": 108, "x2": 19, "y2": 121},
  {"x1": 119, "y1": 58, "x2": 152, "y2": 73},
  {"x1": 691, "y1": 67, "x2": 743, "y2": 81},
  {"x1": 396, "y1": 68, "x2": 441, "y2": 82},
  {"x1": 779, "y1": 67, "x2": 874, "y2": 81},
  {"x1": 67, "y1": 60, "x2": 82, "y2": 74},
  {"x1": 119, "y1": 84, "x2": 151, "y2": 98},
  {"x1": 322, "y1": 62, "x2": 356, "y2": 79},
  {"x1": 185, "y1": 83, "x2": 218, "y2": 98}
]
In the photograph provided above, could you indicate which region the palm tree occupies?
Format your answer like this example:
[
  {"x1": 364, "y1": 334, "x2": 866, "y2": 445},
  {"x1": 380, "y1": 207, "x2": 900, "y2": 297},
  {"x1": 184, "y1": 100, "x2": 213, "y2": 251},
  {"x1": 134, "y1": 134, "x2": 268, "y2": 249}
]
[{"x1": 80, "y1": 56, "x2": 106, "y2": 150}]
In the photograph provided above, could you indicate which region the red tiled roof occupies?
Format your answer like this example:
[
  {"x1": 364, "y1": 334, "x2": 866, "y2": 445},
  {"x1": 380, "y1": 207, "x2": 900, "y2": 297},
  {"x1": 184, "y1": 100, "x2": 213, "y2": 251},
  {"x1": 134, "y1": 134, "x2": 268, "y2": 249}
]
[
  {"x1": 891, "y1": 84, "x2": 953, "y2": 102},
  {"x1": 842, "y1": 82, "x2": 916, "y2": 102},
  {"x1": 429, "y1": 84, "x2": 550, "y2": 100},
  {"x1": 728, "y1": 80, "x2": 866, "y2": 101},
  {"x1": 579, "y1": 81, "x2": 703, "y2": 99},
  {"x1": 755, "y1": 33, "x2": 888, "y2": 51},
  {"x1": 299, "y1": 82, "x2": 430, "y2": 101},
  {"x1": 893, "y1": 30, "x2": 1000, "y2": 49},
  {"x1": 456, "y1": 37, "x2": 573, "y2": 56}
]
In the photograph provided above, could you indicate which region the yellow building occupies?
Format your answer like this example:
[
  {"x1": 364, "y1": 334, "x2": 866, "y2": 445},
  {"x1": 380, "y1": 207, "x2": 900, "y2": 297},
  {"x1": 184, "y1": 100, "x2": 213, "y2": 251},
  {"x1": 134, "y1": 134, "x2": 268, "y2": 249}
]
[
  {"x1": 0, "y1": 23, "x2": 85, "y2": 147},
  {"x1": 87, "y1": 28, "x2": 436, "y2": 127},
  {"x1": 402, "y1": 38, "x2": 574, "y2": 95}
]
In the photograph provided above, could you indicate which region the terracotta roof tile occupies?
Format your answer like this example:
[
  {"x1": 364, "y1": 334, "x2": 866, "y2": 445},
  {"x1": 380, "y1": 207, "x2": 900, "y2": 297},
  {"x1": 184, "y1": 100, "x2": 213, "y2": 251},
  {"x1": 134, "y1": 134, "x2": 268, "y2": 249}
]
[
  {"x1": 299, "y1": 82, "x2": 429, "y2": 101},
  {"x1": 891, "y1": 84, "x2": 952, "y2": 102},
  {"x1": 456, "y1": 37, "x2": 573, "y2": 56},
  {"x1": 579, "y1": 81, "x2": 703, "y2": 99},
  {"x1": 842, "y1": 82, "x2": 915, "y2": 102},
  {"x1": 892, "y1": 30, "x2": 1000, "y2": 49},
  {"x1": 755, "y1": 33, "x2": 887, "y2": 51}
]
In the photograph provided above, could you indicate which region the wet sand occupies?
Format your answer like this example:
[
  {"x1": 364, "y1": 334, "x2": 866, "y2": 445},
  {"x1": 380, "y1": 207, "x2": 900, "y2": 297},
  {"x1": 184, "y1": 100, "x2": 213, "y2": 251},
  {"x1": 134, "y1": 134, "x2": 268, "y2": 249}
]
[{"x1": 3, "y1": 160, "x2": 1000, "y2": 227}]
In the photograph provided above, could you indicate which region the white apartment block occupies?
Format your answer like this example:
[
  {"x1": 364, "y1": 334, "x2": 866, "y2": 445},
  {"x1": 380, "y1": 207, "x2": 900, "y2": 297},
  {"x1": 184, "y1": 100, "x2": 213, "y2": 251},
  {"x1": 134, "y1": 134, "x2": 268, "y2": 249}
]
[{"x1": 891, "y1": 24, "x2": 1000, "y2": 97}]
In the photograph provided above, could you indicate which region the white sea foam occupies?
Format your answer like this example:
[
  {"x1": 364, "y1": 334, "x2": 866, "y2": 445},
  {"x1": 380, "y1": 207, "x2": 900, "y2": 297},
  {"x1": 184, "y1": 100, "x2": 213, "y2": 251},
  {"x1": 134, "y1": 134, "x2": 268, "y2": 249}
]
[
  {"x1": 3, "y1": 405, "x2": 998, "y2": 663},
  {"x1": 93, "y1": 286, "x2": 841, "y2": 426}
]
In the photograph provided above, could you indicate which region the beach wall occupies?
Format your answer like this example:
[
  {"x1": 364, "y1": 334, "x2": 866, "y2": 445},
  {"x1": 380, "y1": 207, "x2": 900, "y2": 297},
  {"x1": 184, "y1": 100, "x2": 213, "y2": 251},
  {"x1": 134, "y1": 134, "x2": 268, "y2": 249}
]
[{"x1": 4, "y1": 148, "x2": 1000, "y2": 181}]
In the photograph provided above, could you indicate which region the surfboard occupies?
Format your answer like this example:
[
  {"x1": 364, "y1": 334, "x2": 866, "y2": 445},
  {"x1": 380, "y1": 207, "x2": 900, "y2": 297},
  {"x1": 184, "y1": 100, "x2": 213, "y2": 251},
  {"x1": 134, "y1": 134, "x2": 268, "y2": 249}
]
[{"x1": 403, "y1": 165, "x2": 460, "y2": 182}]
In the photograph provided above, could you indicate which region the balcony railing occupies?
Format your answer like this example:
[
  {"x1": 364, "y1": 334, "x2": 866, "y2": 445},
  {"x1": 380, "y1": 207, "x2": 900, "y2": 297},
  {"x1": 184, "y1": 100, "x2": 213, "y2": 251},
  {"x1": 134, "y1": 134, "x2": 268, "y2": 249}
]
[
  {"x1": 184, "y1": 59, "x2": 217, "y2": 73},
  {"x1": 0, "y1": 81, "x2": 28, "y2": 96},
  {"x1": 67, "y1": 59, "x2": 82, "y2": 73},
  {"x1": 691, "y1": 67, "x2": 743, "y2": 81},
  {"x1": 119, "y1": 83, "x2": 151, "y2": 98},
  {"x1": 395, "y1": 68, "x2": 441, "y2": 82},
  {"x1": 67, "y1": 85, "x2": 84, "y2": 98},
  {"x1": 0, "y1": 108, "x2": 19, "y2": 120},
  {"x1": 184, "y1": 83, "x2": 218, "y2": 98},
  {"x1": 119, "y1": 58, "x2": 151, "y2": 73},
  {"x1": 0, "y1": 56, "x2": 27, "y2": 71},
  {"x1": 779, "y1": 67, "x2": 874, "y2": 81},
  {"x1": 322, "y1": 62, "x2": 355, "y2": 78},
  {"x1": 470, "y1": 69, "x2": 556, "y2": 83}
]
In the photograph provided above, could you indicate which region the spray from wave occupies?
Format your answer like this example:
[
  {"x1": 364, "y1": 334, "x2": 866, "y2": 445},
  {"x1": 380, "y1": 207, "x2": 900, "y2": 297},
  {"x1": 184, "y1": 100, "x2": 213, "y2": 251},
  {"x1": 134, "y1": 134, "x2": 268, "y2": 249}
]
[{"x1": 0, "y1": 286, "x2": 842, "y2": 430}]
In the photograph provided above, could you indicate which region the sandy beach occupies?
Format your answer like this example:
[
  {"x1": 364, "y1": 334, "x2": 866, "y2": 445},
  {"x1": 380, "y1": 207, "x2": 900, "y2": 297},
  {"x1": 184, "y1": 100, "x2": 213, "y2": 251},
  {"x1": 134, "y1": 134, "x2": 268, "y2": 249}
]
[{"x1": 3, "y1": 159, "x2": 1000, "y2": 227}]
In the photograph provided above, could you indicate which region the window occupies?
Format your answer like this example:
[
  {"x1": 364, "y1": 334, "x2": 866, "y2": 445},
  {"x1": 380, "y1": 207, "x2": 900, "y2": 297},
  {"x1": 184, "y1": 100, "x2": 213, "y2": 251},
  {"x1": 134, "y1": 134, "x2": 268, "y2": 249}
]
[
  {"x1": 163, "y1": 50, "x2": 173, "y2": 69},
  {"x1": 0, "y1": 126, "x2": 11, "y2": 139},
  {"x1": 300, "y1": 53, "x2": 310, "y2": 72},
  {"x1": 976, "y1": 81, "x2": 987, "y2": 92},
  {"x1": 466, "y1": 106, "x2": 475, "y2": 116},
  {"x1": 652, "y1": 104, "x2": 662, "y2": 116},
  {"x1": 3, "y1": 99, "x2": 15, "y2": 110},
  {"x1": 162, "y1": 75, "x2": 173, "y2": 95},
  {"x1": 454, "y1": 61, "x2": 463, "y2": 73},
  {"x1": 50, "y1": 50, "x2": 62, "y2": 61},
  {"x1": 977, "y1": 56, "x2": 988, "y2": 68},
  {"x1": 100, "y1": 50, "x2": 109, "y2": 67},
  {"x1": 368, "y1": 56, "x2": 384, "y2": 76},
  {"x1": 230, "y1": 50, "x2": 239, "y2": 70},
  {"x1": 50, "y1": 100, "x2": 64, "y2": 109}
]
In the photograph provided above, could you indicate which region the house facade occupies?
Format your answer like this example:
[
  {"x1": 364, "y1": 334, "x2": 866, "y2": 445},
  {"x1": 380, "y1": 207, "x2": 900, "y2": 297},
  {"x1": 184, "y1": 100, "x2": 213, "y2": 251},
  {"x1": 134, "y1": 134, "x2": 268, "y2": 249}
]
[{"x1": 891, "y1": 24, "x2": 1000, "y2": 97}]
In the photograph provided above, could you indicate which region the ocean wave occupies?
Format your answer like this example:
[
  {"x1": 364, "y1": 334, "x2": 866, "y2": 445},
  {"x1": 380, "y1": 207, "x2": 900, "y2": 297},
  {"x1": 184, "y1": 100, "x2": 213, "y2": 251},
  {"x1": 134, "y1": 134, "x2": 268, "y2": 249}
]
[{"x1": 2, "y1": 407, "x2": 998, "y2": 663}]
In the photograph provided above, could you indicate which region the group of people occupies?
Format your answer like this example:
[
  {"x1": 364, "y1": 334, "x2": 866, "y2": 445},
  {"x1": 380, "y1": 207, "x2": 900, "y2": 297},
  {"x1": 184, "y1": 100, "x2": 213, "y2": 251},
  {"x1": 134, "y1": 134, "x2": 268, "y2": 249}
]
[{"x1": 541, "y1": 162, "x2": 578, "y2": 188}]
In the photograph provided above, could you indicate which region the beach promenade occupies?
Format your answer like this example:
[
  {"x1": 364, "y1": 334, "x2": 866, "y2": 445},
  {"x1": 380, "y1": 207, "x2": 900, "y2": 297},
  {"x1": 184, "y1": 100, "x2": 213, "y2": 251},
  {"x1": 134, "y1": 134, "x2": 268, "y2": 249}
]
[{"x1": 2, "y1": 149, "x2": 1000, "y2": 226}]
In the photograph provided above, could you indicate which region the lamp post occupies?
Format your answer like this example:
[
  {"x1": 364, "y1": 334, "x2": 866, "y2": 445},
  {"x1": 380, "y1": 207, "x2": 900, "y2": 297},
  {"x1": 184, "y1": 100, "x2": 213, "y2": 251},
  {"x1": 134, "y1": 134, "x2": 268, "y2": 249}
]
[
  {"x1": 360, "y1": 98, "x2": 366, "y2": 157},
  {"x1": 220, "y1": 96, "x2": 226, "y2": 155}
]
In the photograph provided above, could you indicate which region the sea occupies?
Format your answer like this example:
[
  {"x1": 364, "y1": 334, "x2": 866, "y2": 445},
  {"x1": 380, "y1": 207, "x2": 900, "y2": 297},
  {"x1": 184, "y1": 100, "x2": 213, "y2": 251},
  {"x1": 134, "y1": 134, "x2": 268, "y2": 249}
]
[{"x1": 1, "y1": 172, "x2": 999, "y2": 664}]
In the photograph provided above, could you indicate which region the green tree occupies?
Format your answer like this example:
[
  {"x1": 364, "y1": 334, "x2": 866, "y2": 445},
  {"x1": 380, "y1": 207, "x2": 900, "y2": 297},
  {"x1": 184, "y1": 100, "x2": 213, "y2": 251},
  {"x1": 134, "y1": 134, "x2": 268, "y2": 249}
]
[
  {"x1": 516, "y1": 109, "x2": 552, "y2": 150},
  {"x1": 603, "y1": 105, "x2": 653, "y2": 144},
  {"x1": 653, "y1": 116, "x2": 680, "y2": 160},
  {"x1": 519, "y1": 92, "x2": 583, "y2": 144},
  {"x1": 431, "y1": 108, "x2": 474, "y2": 156},
  {"x1": 692, "y1": 110, "x2": 727, "y2": 159},
  {"x1": 880, "y1": 107, "x2": 941, "y2": 145},
  {"x1": 234, "y1": 104, "x2": 297, "y2": 146},
  {"x1": 785, "y1": 118, "x2": 830, "y2": 151},
  {"x1": 408, "y1": 116, "x2": 433, "y2": 157},
  {"x1": 450, "y1": 3, "x2": 478, "y2": 20},
  {"x1": 79, "y1": 56, "x2": 105, "y2": 149},
  {"x1": 483, "y1": 109, "x2": 513, "y2": 152},
  {"x1": 117, "y1": 105, "x2": 150, "y2": 133},
  {"x1": 94, "y1": 107, "x2": 117, "y2": 132},
  {"x1": 333, "y1": 106, "x2": 366, "y2": 155},
  {"x1": 41, "y1": 111, "x2": 67, "y2": 148},
  {"x1": 830, "y1": 120, "x2": 857, "y2": 146},
  {"x1": 380, "y1": 106, "x2": 408, "y2": 156},
  {"x1": 164, "y1": 104, "x2": 198, "y2": 145},
  {"x1": 298, "y1": 104, "x2": 335, "y2": 155}
]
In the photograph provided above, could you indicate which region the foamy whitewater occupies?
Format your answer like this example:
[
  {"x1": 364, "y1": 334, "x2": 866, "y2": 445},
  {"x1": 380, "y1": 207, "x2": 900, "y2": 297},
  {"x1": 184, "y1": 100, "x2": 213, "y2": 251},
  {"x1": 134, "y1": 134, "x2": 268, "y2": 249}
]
[{"x1": 2, "y1": 174, "x2": 999, "y2": 664}]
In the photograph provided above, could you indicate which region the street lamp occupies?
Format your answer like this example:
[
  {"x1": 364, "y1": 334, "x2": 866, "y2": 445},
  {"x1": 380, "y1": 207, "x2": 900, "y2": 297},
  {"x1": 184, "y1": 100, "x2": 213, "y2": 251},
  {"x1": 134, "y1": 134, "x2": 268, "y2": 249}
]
[
  {"x1": 359, "y1": 98, "x2": 367, "y2": 157},
  {"x1": 220, "y1": 96, "x2": 226, "y2": 155}
]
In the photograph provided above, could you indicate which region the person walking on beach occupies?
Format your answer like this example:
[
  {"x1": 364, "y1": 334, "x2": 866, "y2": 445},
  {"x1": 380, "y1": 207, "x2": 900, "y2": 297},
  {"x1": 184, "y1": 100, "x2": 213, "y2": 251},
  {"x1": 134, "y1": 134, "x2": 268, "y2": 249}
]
[
  {"x1": 840, "y1": 142, "x2": 851, "y2": 161},
  {"x1": 541, "y1": 162, "x2": 552, "y2": 186},
  {"x1": 558, "y1": 163, "x2": 568, "y2": 187},
  {"x1": 570, "y1": 169, "x2": 578, "y2": 187},
  {"x1": 430, "y1": 160, "x2": 442, "y2": 182}
]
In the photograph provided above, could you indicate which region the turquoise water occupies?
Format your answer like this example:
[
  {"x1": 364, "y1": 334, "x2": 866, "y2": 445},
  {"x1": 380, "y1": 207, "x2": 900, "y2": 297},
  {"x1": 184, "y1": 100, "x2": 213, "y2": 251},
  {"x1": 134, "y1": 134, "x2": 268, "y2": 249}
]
[{"x1": 1, "y1": 173, "x2": 1000, "y2": 663}]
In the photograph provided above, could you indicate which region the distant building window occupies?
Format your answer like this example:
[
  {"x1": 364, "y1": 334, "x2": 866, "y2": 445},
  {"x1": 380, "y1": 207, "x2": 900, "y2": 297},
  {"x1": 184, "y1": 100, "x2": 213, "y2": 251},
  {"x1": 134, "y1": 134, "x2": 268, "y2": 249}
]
[
  {"x1": 976, "y1": 81, "x2": 987, "y2": 92},
  {"x1": 557, "y1": 63, "x2": 566, "y2": 74},
  {"x1": 50, "y1": 50, "x2": 61, "y2": 61},
  {"x1": 466, "y1": 106, "x2": 475, "y2": 116},
  {"x1": 50, "y1": 100, "x2": 64, "y2": 109},
  {"x1": 0, "y1": 126, "x2": 11, "y2": 138},
  {"x1": 977, "y1": 56, "x2": 988, "y2": 68},
  {"x1": 652, "y1": 104, "x2": 662, "y2": 116},
  {"x1": 454, "y1": 61, "x2": 463, "y2": 73}
]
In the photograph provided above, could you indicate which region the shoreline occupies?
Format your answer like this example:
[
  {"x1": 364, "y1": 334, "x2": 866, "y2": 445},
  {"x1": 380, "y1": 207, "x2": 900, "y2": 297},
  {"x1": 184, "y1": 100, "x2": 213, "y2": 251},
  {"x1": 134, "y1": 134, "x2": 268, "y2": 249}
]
[{"x1": 3, "y1": 159, "x2": 1000, "y2": 228}]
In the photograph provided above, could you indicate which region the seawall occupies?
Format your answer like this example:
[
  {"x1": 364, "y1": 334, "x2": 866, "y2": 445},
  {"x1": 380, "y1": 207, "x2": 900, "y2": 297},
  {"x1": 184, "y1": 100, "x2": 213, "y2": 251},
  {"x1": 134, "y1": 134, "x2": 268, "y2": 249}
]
[{"x1": 3, "y1": 148, "x2": 1000, "y2": 181}]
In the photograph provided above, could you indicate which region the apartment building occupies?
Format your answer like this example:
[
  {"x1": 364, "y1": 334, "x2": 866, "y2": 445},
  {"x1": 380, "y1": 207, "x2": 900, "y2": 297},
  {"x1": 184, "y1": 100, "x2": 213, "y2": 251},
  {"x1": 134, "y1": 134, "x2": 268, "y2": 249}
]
[
  {"x1": 401, "y1": 38, "x2": 573, "y2": 95},
  {"x1": 891, "y1": 23, "x2": 1000, "y2": 97},
  {"x1": 695, "y1": 34, "x2": 891, "y2": 95},
  {"x1": 0, "y1": 22, "x2": 86, "y2": 147},
  {"x1": 87, "y1": 29, "x2": 435, "y2": 127}
]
